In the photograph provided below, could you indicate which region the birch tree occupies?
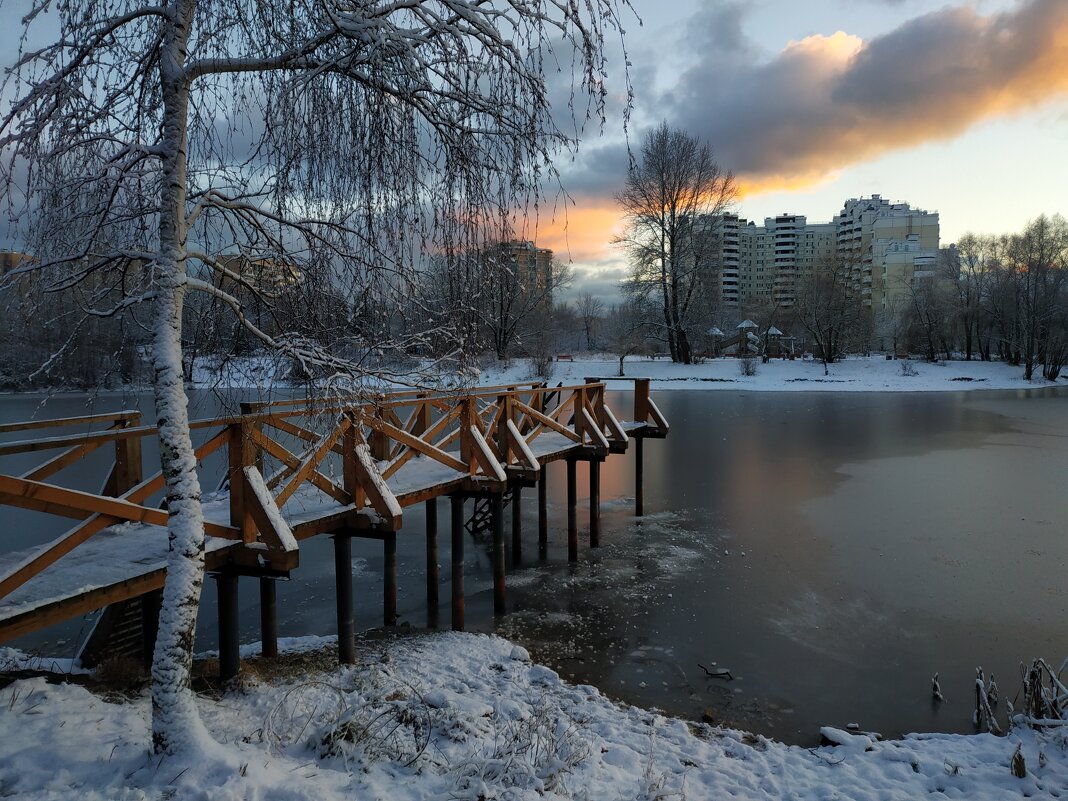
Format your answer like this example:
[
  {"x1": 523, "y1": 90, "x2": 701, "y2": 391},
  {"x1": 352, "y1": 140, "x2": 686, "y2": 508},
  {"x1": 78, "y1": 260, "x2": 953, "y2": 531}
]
[
  {"x1": 1, "y1": 0, "x2": 630, "y2": 754},
  {"x1": 615, "y1": 123, "x2": 736, "y2": 364}
]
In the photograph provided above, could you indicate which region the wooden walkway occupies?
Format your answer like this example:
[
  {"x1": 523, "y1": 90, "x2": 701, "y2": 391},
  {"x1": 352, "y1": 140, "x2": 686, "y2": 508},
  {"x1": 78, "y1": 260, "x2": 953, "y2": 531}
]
[{"x1": 0, "y1": 379, "x2": 668, "y2": 675}]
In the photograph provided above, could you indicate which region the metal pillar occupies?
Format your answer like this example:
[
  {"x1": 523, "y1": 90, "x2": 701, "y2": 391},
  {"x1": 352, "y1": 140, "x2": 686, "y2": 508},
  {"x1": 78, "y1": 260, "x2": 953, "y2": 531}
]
[
  {"x1": 451, "y1": 495, "x2": 465, "y2": 631},
  {"x1": 635, "y1": 436, "x2": 644, "y2": 517},
  {"x1": 590, "y1": 459, "x2": 601, "y2": 548},
  {"x1": 511, "y1": 483, "x2": 523, "y2": 566},
  {"x1": 384, "y1": 534, "x2": 397, "y2": 627},
  {"x1": 259, "y1": 578, "x2": 278, "y2": 659},
  {"x1": 566, "y1": 458, "x2": 578, "y2": 562},
  {"x1": 333, "y1": 534, "x2": 355, "y2": 664},
  {"x1": 215, "y1": 573, "x2": 240, "y2": 683},
  {"x1": 538, "y1": 466, "x2": 548, "y2": 559},
  {"x1": 492, "y1": 493, "x2": 506, "y2": 615},
  {"x1": 426, "y1": 498, "x2": 439, "y2": 626}
]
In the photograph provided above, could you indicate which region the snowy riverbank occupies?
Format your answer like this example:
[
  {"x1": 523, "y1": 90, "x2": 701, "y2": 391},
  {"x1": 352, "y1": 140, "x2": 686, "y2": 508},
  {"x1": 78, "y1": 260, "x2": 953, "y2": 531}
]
[
  {"x1": 1, "y1": 633, "x2": 1065, "y2": 800},
  {"x1": 481, "y1": 355, "x2": 1065, "y2": 393},
  {"x1": 180, "y1": 354, "x2": 1064, "y2": 395}
]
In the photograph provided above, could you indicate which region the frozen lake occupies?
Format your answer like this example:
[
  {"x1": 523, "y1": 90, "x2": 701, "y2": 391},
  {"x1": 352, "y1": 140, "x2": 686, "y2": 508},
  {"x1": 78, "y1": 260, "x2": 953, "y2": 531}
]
[{"x1": 2, "y1": 385, "x2": 1066, "y2": 744}]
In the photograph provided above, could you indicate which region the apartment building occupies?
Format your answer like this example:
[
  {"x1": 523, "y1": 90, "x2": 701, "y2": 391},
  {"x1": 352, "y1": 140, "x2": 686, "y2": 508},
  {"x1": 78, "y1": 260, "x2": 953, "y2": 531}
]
[
  {"x1": 834, "y1": 195, "x2": 939, "y2": 308},
  {"x1": 713, "y1": 195, "x2": 939, "y2": 310},
  {"x1": 716, "y1": 215, "x2": 835, "y2": 308},
  {"x1": 871, "y1": 235, "x2": 939, "y2": 310}
]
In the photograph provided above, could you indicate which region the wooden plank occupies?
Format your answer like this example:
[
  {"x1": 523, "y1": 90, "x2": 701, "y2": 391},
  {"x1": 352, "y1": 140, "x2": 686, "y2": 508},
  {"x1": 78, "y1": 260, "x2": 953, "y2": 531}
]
[
  {"x1": 0, "y1": 426, "x2": 154, "y2": 457},
  {"x1": 275, "y1": 418, "x2": 349, "y2": 507},
  {"x1": 251, "y1": 428, "x2": 350, "y2": 505},
  {"x1": 0, "y1": 514, "x2": 115, "y2": 599},
  {"x1": 634, "y1": 378, "x2": 651, "y2": 424},
  {"x1": 580, "y1": 406, "x2": 610, "y2": 451},
  {"x1": 124, "y1": 428, "x2": 229, "y2": 506},
  {"x1": 648, "y1": 398, "x2": 670, "y2": 433},
  {"x1": 0, "y1": 476, "x2": 240, "y2": 540},
  {"x1": 0, "y1": 570, "x2": 167, "y2": 643},
  {"x1": 506, "y1": 419, "x2": 540, "y2": 471},
  {"x1": 262, "y1": 417, "x2": 347, "y2": 456},
  {"x1": 0, "y1": 411, "x2": 139, "y2": 434},
  {"x1": 21, "y1": 437, "x2": 110, "y2": 483},
  {"x1": 512, "y1": 400, "x2": 582, "y2": 443},
  {"x1": 366, "y1": 417, "x2": 467, "y2": 475},
  {"x1": 350, "y1": 438, "x2": 402, "y2": 529},
  {"x1": 242, "y1": 467, "x2": 299, "y2": 570},
  {"x1": 602, "y1": 405, "x2": 630, "y2": 445},
  {"x1": 469, "y1": 426, "x2": 507, "y2": 482}
]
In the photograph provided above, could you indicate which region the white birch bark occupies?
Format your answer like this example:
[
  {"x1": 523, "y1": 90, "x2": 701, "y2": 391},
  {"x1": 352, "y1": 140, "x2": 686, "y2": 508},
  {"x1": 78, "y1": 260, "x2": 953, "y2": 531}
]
[{"x1": 148, "y1": 0, "x2": 209, "y2": 754}]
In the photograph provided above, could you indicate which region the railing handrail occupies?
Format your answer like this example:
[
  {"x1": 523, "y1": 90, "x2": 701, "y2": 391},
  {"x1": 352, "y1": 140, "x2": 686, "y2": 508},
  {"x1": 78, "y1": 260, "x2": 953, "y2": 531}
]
[
  {"x1": 0, "y1": 410, "x2": 140, "y2": 435},
  {"x1": 0, "y1": 384, "x2": 605, "y2": 457}
]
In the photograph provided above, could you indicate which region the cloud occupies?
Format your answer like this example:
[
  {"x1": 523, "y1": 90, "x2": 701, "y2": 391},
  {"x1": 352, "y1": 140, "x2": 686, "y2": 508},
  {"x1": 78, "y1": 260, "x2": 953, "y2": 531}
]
[
  {"x1": 672, "y1": 0, "x2": 1068, "y2": 188},
  {"x1": 528, "y1": 200, "x2": 627, "y2": 265}
]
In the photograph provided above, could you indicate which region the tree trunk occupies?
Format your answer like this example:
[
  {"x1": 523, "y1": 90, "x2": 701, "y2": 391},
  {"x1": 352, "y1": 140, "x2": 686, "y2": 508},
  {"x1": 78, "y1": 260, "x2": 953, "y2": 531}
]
[
  {"x1": 676, "y1": 329, "x2": 692, "y2": 364},
  {"x1": 150, "y1": 0, "x2": 211, "y2": 755}
]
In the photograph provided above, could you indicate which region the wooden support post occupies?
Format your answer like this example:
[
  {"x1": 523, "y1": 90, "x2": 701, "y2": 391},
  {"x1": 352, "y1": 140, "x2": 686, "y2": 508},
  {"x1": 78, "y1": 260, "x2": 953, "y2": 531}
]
[
  {"x1": 538, "y1": 466, "x2": 548, "y2": 559},
  {"x1": 228, "y1": 421, "x2": 256, "y2": 542},
  {"x1": 384, "y1": 534, "x2": 397, "y2": 627},
  {"x1": 106, "y1": 414, "x2": 143, "y2": 497},
  {"x1": 426, "y1": 498, "x2": 439, "y2": 626},
  {"x1": 590, "y1": 459, "x2": 601, "y2": 548},
  {"x1": 215, "y1": 573, "x2": 240, "y2": 683},
  {"x1": 566, "y1": 458, "x2": 578, "y2": 562},
  {"x1": 511, "y1": 483, "x2": 523, "y2": 567},
  {"x1": 492, "y1": 493, "x2": 506, "y2": 615},
  {"x1": 635, "y1": 436, "x2": 644, "y2": 517},
  {"x1": 451, "y1": 495, "x2": 465, "y2": 631},
  {"x1": 333, "y1": 534, "x2": 355, "y2": 665},
  {"x1": 259, "y1": 578, "x2": 278, "y2": 659},
  {"x1": 140, "y1": 588, "x2": 162, "y2": 670},
  {"x1": 634, "y1": 378, "x2": 651, "y2": 425}
]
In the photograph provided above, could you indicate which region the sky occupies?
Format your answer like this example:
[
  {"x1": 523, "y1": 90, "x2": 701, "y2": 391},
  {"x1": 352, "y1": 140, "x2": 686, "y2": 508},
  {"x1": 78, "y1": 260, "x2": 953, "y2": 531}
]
[
  {"x1": 1, "y1": 0, "x2": 1065, "y2": 305},
  {"x1": 540, "y1": 0, "x2": 1068, "y2": 302}
]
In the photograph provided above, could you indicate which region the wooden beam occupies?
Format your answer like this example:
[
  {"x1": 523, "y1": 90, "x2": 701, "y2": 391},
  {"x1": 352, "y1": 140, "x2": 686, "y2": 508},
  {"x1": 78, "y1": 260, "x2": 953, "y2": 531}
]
[
  {"x1": 0, "y1": 570, "x2": 166, "y2": 643},
  {"x1": 0, "y1": 514, "x2": 115, "y2": 599},
  {"x1": 275, "y1": 419, "x2": 349, "y2": 507},
  {"x1": 0, "y1": 411, "x2": 139, "y2": 434},
  {"x1": 506, "y1": 419, "x2": 540, "y2": 471},
  {"x1": 251, "y1": 428, "x2": 350, "y2": 505},
  {"x1": 365, "y1": 416, "x2": 468, "y2": 475},
  {"x1": 511, "y1": 400, "x2": 582, "y2": 443},
  {"x1": 579, "y1": 406, "x2": 610, "y2": 452},
  {"x1": 20, "y1": 437, "x2": 109, "y2": 483},
  {"x1": 350, "y1": 437, "x2": 403, "y2": 529},
  {"x1": 262, "y1": 417, "x2": 347, "y2": 456},
  {"x1": 0, "y1": 476, "x2": 240, "y2": 540},
  {"x1": 242, "y1": 466, "x2": 299, "y2": 571},
  {"x1": 468, "y1": 426, "x2": 507, "y2": 482}
]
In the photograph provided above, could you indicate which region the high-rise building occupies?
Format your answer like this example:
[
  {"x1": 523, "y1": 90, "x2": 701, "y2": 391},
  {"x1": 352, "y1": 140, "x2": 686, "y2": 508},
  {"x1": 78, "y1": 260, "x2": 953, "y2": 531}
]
[
  {"x1": 712, "y1": 195, "x2": 939, "y2": 311},
  {"x1": 715, "y1": 215, "x2": 835, "y2": 308},
  {"x1": 871, "y1": 235, "x2": 940, "y2": 311},
  {"x1": 833, "y1": 195, "x2": 939, "y2": 308}
]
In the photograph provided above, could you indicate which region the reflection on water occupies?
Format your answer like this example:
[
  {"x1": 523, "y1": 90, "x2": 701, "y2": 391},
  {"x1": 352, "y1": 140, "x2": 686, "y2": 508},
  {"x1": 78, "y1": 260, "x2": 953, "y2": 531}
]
[{"x1": 2, "y1": 385, "x2": 1067, "y2": 745}]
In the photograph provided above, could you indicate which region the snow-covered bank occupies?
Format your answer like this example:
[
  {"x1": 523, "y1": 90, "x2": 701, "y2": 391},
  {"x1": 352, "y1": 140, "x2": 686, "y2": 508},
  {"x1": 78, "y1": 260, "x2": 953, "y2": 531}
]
[
  {"x1": 180, "y1": 354, "x2": 1065, "y2": 395},
  {"x1": 481, "y1": 355, "x2": 1067, "y2": 393},
  {"x1": 1, "y1": 633, "x2": 1064, "y2": 800}
]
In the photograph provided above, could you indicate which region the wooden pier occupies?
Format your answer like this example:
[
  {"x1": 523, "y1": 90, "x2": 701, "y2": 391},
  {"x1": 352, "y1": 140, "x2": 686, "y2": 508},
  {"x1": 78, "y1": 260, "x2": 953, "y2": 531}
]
[{"x1": 0, "y1": 379, "x2": 668, "y2": 678}]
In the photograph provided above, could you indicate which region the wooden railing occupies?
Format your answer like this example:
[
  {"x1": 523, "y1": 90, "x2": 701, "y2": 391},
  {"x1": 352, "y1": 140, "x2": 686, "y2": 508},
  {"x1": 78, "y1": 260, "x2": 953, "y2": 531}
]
[{"x1": 0, "y1": 382, "x2": 663, "y2": 606}]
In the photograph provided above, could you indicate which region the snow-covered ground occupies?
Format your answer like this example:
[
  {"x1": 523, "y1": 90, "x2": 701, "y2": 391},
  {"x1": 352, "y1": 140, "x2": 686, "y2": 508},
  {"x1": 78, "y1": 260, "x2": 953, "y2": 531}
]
[
  {"x1": 186, "y1": 354, "x2": 1064, "y2": 394},
  {"x1": 481, "y1": 355, "x2": 1065, "y2": 393},
  {"x1": 1, "y1": 633, "x2": 1064, "y2": 800}
]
